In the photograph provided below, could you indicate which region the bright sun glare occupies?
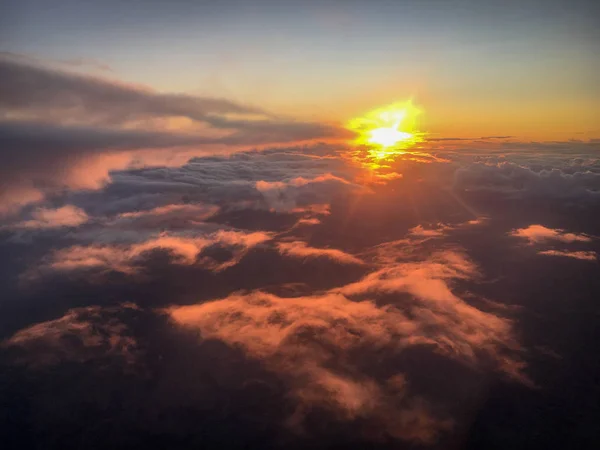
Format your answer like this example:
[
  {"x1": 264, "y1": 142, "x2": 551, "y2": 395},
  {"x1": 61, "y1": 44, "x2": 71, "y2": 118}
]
[{"x1": 346, "y1": 100, "x2": 424, "y2": 159}]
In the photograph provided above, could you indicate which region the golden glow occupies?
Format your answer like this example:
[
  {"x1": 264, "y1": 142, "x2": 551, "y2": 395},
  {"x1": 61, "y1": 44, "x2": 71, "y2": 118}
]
[
  {"x1": 346, "y1": 100, "x2": 424, "y2": 162},
  {"x1": 345, "y1": 100, "x2": 425, "y2": 170}
]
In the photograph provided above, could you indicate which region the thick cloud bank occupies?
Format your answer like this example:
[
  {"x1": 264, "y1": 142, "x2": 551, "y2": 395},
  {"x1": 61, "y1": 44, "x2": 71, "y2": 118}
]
[{"x1": 1, "y1": 107, "x2": 600, "y2": 449}]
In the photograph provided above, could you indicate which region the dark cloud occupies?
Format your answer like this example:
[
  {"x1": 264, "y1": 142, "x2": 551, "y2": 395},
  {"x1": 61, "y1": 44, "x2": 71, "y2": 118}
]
[
  {"x1": 0, "y1": 57, "x2": 262, "y2": 124},
  {"x1": 60, "y1": 145, "x2": 361, "y2": 219},
  {"x1": 0, "y1": 119, "x2": 218, "y2": 215},
  {"x1": 1, "y1": 239, "x2": 526, "y2": 448},
  {"x1": 0, "y1": 119, "x2": 345, "y2": 215},
  {"x1": 0, "y1": 57, "x2": 349, "y2": 142},
  {"x1": 454, "y1": 161, "x2": 600, "y2": 199},
  {"x1": 0, "y1": 58, "x2": 350, "y2": 215},
  {"x1": 0, "y1": 51, "x2": 112, "y2": 72}
]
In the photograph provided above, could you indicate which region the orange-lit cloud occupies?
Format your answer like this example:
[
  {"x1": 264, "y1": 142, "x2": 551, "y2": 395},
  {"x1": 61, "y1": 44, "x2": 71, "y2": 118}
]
[
  {"x1": 168, "y1": 291, "x2": 452, "y2": 442},
  {"x1": 408, "y1": 224, "x2": 449, "y2": 238},
  {"x1": 3, "y1": 304, "x2": 139, "y2": 368},
  {"x1": 0, "y1": 58, "x2": 352, "y2": 215},
  {"x1": 9, "y1": 205, "x2": 88, "y2": 229},
  {"x1": 43, "y1": 235, "x2": 211, "y2": 275},
  {"x1": 277, "y1": 241, "x2": 365, "y2": 265},
  {"x1": 294, "y1": 217, "x2": 321, "y2": 226},
  {"x1": 510, "y1": 224, "x2": 592, "y2": 244},
  {"x1": 538, "y1": 250, "x2": 597, "y2": 261},
  {"x1": 114, "y1": 203, "x2": 220, "y2": 230},
  {"x1": 34, "y1": 230, "x2": 273, "y2": 276},
  {"x1": 167, "y1": 247, "x2": 526, "y2": 442}
]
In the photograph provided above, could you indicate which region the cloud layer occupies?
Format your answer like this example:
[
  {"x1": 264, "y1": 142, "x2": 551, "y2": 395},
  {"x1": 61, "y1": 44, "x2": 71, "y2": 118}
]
[{"x1": 0, "y1": 57, "x2": 350, "y2": 215}]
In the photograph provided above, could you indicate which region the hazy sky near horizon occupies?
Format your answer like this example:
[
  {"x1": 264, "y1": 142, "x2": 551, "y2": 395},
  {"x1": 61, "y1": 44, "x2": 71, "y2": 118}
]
[{"x1": 1, "y1": 0, "x2": 599, "y2": 139}]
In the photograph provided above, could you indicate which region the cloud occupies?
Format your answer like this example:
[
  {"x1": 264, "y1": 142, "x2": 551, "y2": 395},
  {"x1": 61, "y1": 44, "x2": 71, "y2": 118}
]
[
  {"x1": 211, "y1": 229, "x2": 272, "y2": 248},
  {"x1": 167, "y1": 247, "x2": 526, "y2": 443},
  {"x1": 294, "y1": 217, "x2": 321, "y2": 227},
  {"x1": 6, "y1": 205, "x2": 89, "y2": 229},
  {"x1": 0, "y1": 57, "x2": 350, "y2": 145},
  {"x1": 0, "y1": 121, "x2": 347, "y2": 216},
  {"x1": 0, "y1": 119, "x2": 214, "y2": 216},
  {"x1": 2, "y1": 304, "x2": 139, "y2": 368},
  {"x1": 538, "y1": 250, "x2": 597, "y2": 261},
  {"x1": 74, "y1": 147, "x2": 356, "y2": 220},
  {"x1": 408, "y1": 224, "x2": 449, "y2": 238},
  {"x1": 510, "y1": 224, "x2": 592, "y2": 244},
  {"x1": 335, "y1": 247, "x2": 527, "y2": 378},
  {"x1": 0, "y1": 51, "x2": 112, "y2": 72},
  {"x1": 0, "y1": 57, "x2": 263, "y2": 125},
  {"x1": 255, "y1": 173, "x2": 364, "y2": 212},
  {"x1": 113, "y1": 203, "x2": 219, "y2": 229},
  {"x1": 34, "y1": 229, "x2": 273, "y2": 276},
  {"x1": 0, "y1": 58, "x2": 350, "y2": 215},
  {"x1": 43, "y1": 235, "x2": 211, "y2": 274},
  {"x1": 277, "y1": 241, "x2": 365, "y2": 265},
  {"x1": 454, "y1": 161, "x2": 600, "y2": 199},
  {"x1": 168, "y1": 291, "x2": 452, "y2": 443}
]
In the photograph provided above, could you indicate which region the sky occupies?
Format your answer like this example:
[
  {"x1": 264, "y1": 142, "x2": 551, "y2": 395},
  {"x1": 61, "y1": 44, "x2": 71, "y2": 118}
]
[
  {"x1": 2, "y1": 0, "x2": 598, "y2": 140},
  {"x1": 1, "y1": 2, "x2": 600, "y2": 449}
]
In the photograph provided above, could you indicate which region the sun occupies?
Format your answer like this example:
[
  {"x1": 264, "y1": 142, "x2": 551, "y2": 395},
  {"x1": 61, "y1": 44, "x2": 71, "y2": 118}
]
[
  {"x1": 369, "y1": 127, "x2": 413, "y2": 147},
  {"x1": 346, "y1": 100, "x2": 424, "y2": 158}
]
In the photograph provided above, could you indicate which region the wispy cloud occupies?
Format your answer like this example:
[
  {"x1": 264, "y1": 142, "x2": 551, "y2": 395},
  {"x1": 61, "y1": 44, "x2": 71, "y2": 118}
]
[
  {"x1": 167, "y1": 247, "x2": 526, "y2": 443},
  {"x1": 510, "y1": 224, "x2": 592, "y2": 244},
  {"x1": 277, "y1": 240, "x2": 365, "y2": 265},
  {"x1": 538, "y1": 250, "x2": 597, "y2": 261}
]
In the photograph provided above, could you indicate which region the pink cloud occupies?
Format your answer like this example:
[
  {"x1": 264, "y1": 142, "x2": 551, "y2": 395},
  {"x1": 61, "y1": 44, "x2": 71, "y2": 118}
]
[
  {"x1": 510, "y1": 224, "x2": 593, "y2": 244},
  {"x1": 0, "y1": 185, "x2": 45, "y2": 217},
  {"x1": 294, "y1": 217, "x2": 321, "y2": 226},
  {"x1": 12, "y1": 205, "x2": 89, "y2": 229},
  {"x1": 113, "y1": 203, "x2": 220, "y2": 230},
  {"x1": 289, "y1": 173, "x2": 351, "y2": 187},
  {"x1": 168, "y1": 291, "x2": 451, "y2": 442},
  {"x1": 408, "y1": 224, "x2": 449, "y2": 238},
  {"x1": 167, "y1": 248, "x2": 527, "y2": 443},
  {"x1": 34, "y1": 230, "x2": 273, "y2": 275},
  {"x1": 212, "y1": 229, "x2": 272, "y2": 248},
  {"x1": 334, "y1": 249, "x2": 527, "y2": 381},
  {"x1": 277, "y1": 241, "x2": 365, "y2": 265},
  {"x1": 290, "y1": 203, "x2": 331, "y2": 215},
  {"x1": 538, "y1": 250, "x2": 597, "y2": 261},
  {"x1": 117, "y1": 203, "x2": 218, "y2": 220},
  {"x1": 42, "y1": 235, "x2": 211, "y2": 274}
]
